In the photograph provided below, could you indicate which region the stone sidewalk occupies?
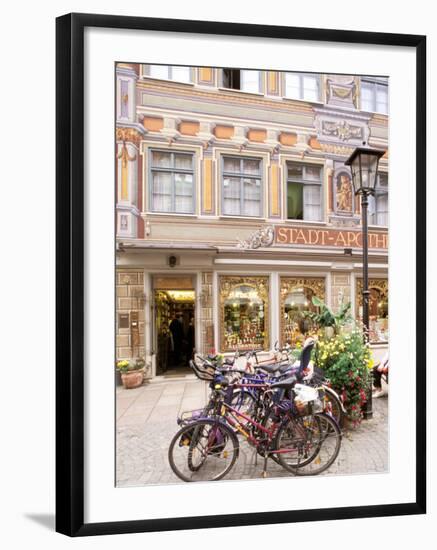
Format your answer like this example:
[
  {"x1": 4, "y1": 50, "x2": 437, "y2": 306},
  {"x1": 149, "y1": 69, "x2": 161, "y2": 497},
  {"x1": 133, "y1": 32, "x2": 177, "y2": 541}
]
[{"x1": 116, "y1": 375, "x2": 388, "y2": 487}]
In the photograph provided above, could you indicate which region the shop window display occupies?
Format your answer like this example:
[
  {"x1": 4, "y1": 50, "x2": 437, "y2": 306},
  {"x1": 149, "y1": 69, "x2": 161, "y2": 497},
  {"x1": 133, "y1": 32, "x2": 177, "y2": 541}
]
[
  {"x1": 280, "y1": 278, "x2": 325, "y2": 345},
  {"x1": 356, "y1": 278, "x2": 388, "y2": 342},
  {"x1": 220, "y1": 276, "x2": 269, "y2": 351}
]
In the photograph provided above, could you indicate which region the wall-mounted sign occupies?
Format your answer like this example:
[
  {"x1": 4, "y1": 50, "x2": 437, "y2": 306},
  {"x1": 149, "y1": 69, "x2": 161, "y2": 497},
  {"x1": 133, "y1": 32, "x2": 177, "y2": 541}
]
[{"x1": 275, "y1": 226, "x2": 388, "y2": 250}]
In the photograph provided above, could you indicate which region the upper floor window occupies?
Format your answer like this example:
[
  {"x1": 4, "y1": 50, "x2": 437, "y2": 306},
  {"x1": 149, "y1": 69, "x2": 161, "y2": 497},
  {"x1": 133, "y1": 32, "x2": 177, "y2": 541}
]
[
  {"x1": 148, "y1": 65, "x2": 192, "y2": 83},
  {"x1": 361, "y1": 78, "x2": 388, "y2": 114},
  {"x1": 222, "y1": 156, "x2": 262, "y2": 217},
  {"x1": 286, "y1": 163, "x2": 322, "y2": 222},
  {"x1": 222, "y1": 69, "x2": 261, "y2": 93},
  {"x1": 150, "y1": 150, "x2": 194, "y2": 214},
  {"x1": 284, "y1": 73, "x2": 320, "y2": 102},
  {"x1": 369, "y1": 173, "x2": 388, "y2": 226}
]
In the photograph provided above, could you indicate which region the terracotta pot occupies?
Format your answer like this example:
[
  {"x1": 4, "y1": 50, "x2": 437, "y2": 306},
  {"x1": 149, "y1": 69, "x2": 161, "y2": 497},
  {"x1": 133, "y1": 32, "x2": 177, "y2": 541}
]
[{"x1": 121, "y1": 369, "x2": 144, "y2": 389}]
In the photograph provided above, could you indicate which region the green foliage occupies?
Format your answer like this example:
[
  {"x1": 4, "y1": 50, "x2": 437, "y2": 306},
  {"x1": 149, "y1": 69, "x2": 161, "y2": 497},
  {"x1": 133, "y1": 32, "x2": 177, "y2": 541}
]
[
  {"x1": 306, "y1": 296, "x2": 352, "y2": 331},
  {"x1": 314, "y1": 329, "x2": 372, "y2": 424},
  {"x1": 116, "y1": 357, "x2": 145, "y2": 373}
]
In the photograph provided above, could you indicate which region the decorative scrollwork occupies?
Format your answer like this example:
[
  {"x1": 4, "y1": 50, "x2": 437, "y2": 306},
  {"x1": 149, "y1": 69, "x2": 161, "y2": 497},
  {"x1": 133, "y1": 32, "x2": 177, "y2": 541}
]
[
  {"x1": 356, "y1": 278, "x2": 388, "y2": 307},
  {"x1": 322, "y1": 120, "x2": 363, "y2": 142},
  {"x1": 237, "y1": 225, "x2": 275, "y2": 250},
  {"x1": 116, "y1": 127, "x2": 142, "y2": 145}
]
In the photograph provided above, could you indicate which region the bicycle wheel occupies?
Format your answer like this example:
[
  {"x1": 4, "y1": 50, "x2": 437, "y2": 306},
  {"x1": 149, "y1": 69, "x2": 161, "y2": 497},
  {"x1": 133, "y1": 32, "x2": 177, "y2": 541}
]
[
  {"x1": 230, "y1": 390, "x2": 256, "y2": 415},
  {"x1": 321, "y1": 387, "x2": 344, "y2": 427},
  {"x1": 274, "y1": 412, "x2": 341, "y2": 475},
  {"x1": 168, "y1": 419, "x2": 239, "y2": 482}
]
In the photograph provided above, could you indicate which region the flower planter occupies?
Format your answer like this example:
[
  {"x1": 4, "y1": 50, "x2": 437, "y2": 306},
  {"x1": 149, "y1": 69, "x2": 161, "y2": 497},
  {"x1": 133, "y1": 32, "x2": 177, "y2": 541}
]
[{"x1": 120, "y1": 368, "x2": 144, "y2": 389}]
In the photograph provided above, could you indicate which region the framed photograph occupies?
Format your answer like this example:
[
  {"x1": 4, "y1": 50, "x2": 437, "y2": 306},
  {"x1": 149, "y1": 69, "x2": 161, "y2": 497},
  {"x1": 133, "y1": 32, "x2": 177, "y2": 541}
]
[{"x1": 56, "y1": 13, "x2": 426, "y2": 536}]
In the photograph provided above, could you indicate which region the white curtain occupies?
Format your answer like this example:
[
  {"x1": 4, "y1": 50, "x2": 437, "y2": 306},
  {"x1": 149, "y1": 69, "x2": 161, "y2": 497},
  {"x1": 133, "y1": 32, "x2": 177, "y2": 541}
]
[
  {"x1": 285, "y1": 73, "x2": 300, "y2": 99},
  {"x1": 149, "y1": 65, "x2": 169, "y2": 79},
  {"x1": 241, "y1": 70, "x2": 260, "y2": 93},
  {"x1": 223, "y1": 177, "x2": 241, "y2": 215},
  {"x1": 376, "y1": 193, "x2": 388, "y2": 225},
  {"x1": 303, "y1": 75, "x2": 319, "y2": 101},
  {"x1": 303, "y1": 184, "x2": 321, "y2": 221},
  {"x1": 151, "y1": 172, "x2": 172, "y2": 212},
  {"x1": 171, "y1": 66, "x2": 191, "y2": 83},
  {"x1": 242, "y1": 178, "x2": 261, "y2": 216},
  {"x1": 174, "y1": 173, "x2": 193, "y2": 213}
]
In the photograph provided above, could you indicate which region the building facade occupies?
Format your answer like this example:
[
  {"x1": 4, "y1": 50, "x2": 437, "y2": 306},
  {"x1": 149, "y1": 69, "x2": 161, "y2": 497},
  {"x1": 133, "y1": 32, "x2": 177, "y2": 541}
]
[{"x1": 115, "y1": 63, "x2": 389, "y2": 377}]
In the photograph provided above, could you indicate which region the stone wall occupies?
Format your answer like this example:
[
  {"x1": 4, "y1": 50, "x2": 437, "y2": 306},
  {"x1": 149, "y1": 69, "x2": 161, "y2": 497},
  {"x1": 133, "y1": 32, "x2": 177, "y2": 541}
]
[
  {"x1": 200, "y1": 272, "x2": 214, "y2": 354},
  {"x1": 331, "y1": 273, "x2": 351, "y2": 313},
  {"x1": 116, "y1": 269, "x2": 145, "y2": 360}
]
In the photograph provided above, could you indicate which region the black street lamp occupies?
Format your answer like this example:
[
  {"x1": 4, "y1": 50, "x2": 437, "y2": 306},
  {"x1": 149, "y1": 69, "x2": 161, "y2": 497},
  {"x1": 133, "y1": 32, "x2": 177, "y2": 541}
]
[{"x1": 345, "y1": 147, "x2": 385, "y2": 421}]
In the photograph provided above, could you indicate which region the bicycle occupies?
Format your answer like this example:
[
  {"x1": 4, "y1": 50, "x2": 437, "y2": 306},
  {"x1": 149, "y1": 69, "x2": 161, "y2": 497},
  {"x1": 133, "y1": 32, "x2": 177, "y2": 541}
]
[{"x1": 168, "y1": 373, "x2": 342, "y2": 482}]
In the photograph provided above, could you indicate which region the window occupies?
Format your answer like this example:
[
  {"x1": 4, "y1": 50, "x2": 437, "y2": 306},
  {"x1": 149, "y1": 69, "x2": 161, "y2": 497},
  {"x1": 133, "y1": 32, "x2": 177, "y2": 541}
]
[
  {"x1": 369, "y1": 173, "x2": 388, "y2": 226},
  {"x1": 222, "y1": 69, "x2": 261, "y2": 93},
  {"x1": 222, "y1": 156, "x2": 262, "y2": 217},
  {"x1": 284, "y1": 73, "x2": 320, "y2": 101},
  {"x1": 286, "y1": 163, "x2": 322, "y2": 221},
  {"x1": 361, "y1": 78, "x2": 388, "y2": 113},
  {"x1": 148, "y1": 65, "x2": 192, "y2": 83},
  {"x1": 281, "y1": 278, "x2": 325, "y2": 345},
  {"x1": 150, "y1": 151, "x2": 194, "y2": 214},
  {"x1": 356, "y1": 279, "x2": 388, "y2": 342},
  {"x1": 220, "y1": 276, "x2": 269, "y2": 351}
]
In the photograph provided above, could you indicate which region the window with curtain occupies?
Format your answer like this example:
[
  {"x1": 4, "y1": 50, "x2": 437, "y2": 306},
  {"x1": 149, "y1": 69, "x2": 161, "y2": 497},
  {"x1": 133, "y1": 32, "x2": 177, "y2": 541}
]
[
  {"x1": 360, "y1": 78, "x2": 388, "y2": 114},
  {"x1": 148, "y1": 65, "x2": 192, "y2": 83},
  {"x1": 284, "y1": 73, "x2": 320, "y2": 101},
  {"x1": 222, "y1": 69, "x2": 261, "y2": 93},
  {"x1": 369, "y1": 173, "x2": 388, "y2": 226},
  {"x1": 150, "y1": 150, "x2": 194, "y2": 214},
  {"x1": 222, "y1": 156, "x2": 262, "y2": 217},
  {"x1": 286, "y1": 163, "x2": 322, "y2": 221}
]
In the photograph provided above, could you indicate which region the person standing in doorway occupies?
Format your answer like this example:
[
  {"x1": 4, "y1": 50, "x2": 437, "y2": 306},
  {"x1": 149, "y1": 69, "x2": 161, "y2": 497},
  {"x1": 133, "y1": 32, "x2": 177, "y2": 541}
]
[
  {"x1": 169, "y1": 312, "x2": 183, "y2": 367},
  {"x1": 187, "y1": 316, "x2": 195, "y2": 361}
]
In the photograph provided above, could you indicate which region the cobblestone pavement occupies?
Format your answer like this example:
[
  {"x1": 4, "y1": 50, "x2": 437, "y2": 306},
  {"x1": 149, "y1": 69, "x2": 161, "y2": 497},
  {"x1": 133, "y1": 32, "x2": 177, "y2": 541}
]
[{"x1": 116, "y1": 375, "x2": 388, "y2": 487}]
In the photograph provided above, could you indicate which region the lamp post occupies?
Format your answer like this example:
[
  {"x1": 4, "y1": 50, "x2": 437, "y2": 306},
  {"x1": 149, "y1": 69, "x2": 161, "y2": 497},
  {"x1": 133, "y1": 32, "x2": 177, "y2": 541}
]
[{"x1": 345, "y1": 147, "x2": 385, "y2": 421}]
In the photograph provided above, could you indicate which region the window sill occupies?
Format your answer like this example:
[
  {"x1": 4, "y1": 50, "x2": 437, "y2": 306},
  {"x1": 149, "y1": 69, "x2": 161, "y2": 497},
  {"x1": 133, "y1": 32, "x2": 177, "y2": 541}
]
[
  {"x1": 368, "y1": 224, "x2": 388, "y2": 230},
  {"x1": 145, "y1": 211, "x2": 197, "y2": 218},
  {"x1": 359, "y1": 107, "x2": 388, "y2": 116},
  {"x1": 218, "y1": 87, "x2": 264, "y2": 97},
  {"x1": 219, "y1": 215, "x2": 267, "y2": 222},
  {"x1": 282, "y1": 219, "x2": 327, "y2": 226},
  {"x1": 140, "y1": 75, "x2": 195, "y2": 87},
  {"x1": 282, "y1": 96, "x2": 324, "y2": 106}
]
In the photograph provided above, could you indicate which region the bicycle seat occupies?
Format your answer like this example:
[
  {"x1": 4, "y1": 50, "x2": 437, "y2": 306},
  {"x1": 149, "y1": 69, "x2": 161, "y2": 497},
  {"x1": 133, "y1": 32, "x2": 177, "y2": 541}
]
[
  {"x1": 256, "y1": 364, "x2": 280, "y2": 375},
  {"x1": 270, "y1": 375, "x2": 297, "y2": 389}
]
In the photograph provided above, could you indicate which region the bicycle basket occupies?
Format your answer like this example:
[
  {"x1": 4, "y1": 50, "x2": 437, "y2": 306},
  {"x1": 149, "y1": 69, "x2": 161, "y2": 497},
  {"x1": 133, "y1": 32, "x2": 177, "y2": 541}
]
[{"x1": 177, "y1": 408, "x2": 205, "y2": 427}]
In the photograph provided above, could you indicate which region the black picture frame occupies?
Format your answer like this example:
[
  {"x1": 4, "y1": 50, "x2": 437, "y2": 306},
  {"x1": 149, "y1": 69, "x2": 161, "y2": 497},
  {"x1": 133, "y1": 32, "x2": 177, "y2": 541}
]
[{"x1": 56, "y1": 12, "x2": 426, "y2": 537}]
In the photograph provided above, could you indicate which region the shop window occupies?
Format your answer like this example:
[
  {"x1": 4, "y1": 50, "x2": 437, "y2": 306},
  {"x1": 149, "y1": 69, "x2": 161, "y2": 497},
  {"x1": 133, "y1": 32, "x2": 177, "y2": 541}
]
[
  {"x1": 284, "y1": 73, "x2": 320, "y2": 102},
  {"x1": 220, "y1": 276, "x2": 269, "y2": 351},
  {"x1": 360, "y1": 78, "x2": 388, "y2": 114},
  {"x1": 222, "y1": 156, "x2": 262, "y2": 217},
  {"x1": 148, "y1": 65, "x2": 192, "y2": 83},
  {"x1": 369, "y1": 173, "x2": 388, "y2": 226},
  {"x1": 149, "y1": 150, "x2": 194, "y2": 214},
  {"x1": 280, "y1": 278, "x2": 325, "y2": 345},
  {"x1": 286, "y1": 162, "x2": 322, "y2": 221},
  {"x1": 222, "y1": 69, "x2": 261, "y2": 93},
  {"x1": 356, "y1": 278, "x2": 389, "y2": 342}
]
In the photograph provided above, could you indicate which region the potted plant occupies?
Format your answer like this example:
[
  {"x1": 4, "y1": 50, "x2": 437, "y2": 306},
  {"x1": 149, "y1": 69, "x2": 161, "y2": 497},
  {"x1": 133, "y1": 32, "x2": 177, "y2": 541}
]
[
  {"x1": 313, "y1": 328, "x2": 372, "y2": 426},
  {"x1": 116, "y1": 357, "x2": 145, "y2": 389},
  {"x1": 305, "y1": 296, "x2": 352, "y2": 338}
]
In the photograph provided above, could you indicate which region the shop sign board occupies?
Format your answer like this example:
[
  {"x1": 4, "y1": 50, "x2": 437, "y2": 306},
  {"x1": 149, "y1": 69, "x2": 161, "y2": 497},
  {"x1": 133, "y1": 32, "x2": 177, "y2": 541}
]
[{"x1": 275, "y1": 225, "x2": 388, "y2": 250}]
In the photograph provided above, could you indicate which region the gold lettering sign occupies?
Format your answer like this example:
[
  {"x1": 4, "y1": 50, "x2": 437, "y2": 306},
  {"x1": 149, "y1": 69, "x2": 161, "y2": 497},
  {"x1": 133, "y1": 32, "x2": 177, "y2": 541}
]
[{"x1": 275, "y1": 226, "x2": 387, "y2": 249}]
